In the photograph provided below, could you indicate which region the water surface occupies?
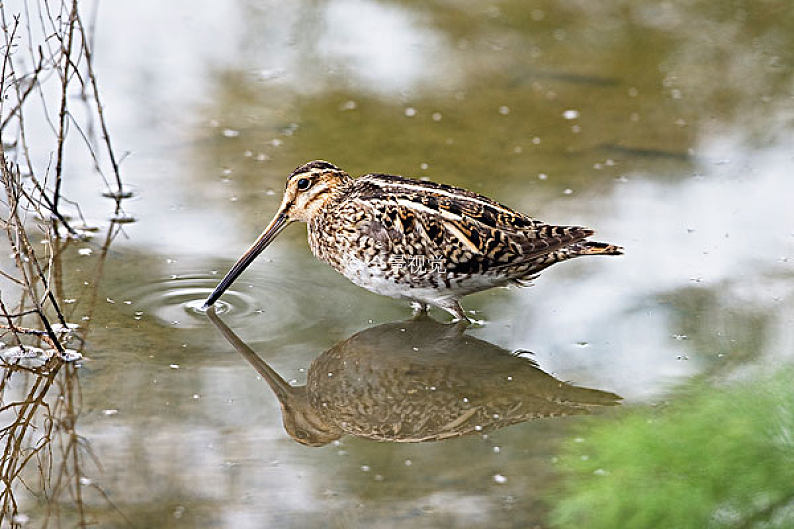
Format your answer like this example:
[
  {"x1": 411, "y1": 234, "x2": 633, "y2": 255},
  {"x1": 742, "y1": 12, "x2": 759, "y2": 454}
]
[{"x1": 2, "y1": 0, "x2": 794, "y2": 527}]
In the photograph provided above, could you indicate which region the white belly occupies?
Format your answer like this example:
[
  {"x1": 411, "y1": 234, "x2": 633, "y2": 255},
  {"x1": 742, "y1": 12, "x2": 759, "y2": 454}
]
[{"x1": 338, "y1": 256, "x2": 496, "y2": 305}]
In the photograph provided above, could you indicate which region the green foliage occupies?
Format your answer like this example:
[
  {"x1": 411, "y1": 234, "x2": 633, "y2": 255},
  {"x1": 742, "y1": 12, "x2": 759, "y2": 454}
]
[{"x1": 551, "y1": 370, "x2": 794, "y2": 529}]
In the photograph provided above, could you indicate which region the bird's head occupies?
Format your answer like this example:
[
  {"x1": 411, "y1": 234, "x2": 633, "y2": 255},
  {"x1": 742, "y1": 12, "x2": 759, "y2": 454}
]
[
  {"x1": 278, "y1": 160, "x2": 351, "y2": 222},
  {"x1": 203, "y1": 160, "x2": 350, "y2": 308}
]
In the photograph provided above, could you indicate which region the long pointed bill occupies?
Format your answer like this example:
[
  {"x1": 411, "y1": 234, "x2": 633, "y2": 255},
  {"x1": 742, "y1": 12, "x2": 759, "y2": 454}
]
[{"x1": 203, "y1": 213, "x2": 290, "y2": 309}]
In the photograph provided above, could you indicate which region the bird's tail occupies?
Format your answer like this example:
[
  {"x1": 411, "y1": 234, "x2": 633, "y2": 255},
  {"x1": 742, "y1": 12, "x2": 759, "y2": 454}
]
[{"x1": 577, "y1": 241, "x2": 623, "y2": 256}]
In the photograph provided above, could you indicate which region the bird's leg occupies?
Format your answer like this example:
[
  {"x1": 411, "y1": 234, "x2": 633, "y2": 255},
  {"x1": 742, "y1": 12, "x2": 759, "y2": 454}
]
[
  {"x1": 410, "y1": 301, "x2": 429, "y2": 319},
  {"x1": 436, "y1": 299, "x2": 470, "y2": 324}
]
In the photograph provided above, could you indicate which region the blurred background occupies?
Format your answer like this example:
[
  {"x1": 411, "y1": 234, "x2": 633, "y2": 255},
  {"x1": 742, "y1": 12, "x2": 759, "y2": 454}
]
[{"x1": 2, "y1": 0, "x2": 793, "y2": 527}]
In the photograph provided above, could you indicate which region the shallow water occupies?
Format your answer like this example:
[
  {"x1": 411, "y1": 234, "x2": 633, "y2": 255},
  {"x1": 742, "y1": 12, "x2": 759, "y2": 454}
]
[{"x1": 2, "y1": 0, "x2": 794, "y2": 527}]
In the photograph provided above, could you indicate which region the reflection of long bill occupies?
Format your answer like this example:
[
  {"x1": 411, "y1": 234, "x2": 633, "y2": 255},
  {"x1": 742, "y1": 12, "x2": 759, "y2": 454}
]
[{"x1": 203, "y1": 213, "x2": 290, "y2": 309}]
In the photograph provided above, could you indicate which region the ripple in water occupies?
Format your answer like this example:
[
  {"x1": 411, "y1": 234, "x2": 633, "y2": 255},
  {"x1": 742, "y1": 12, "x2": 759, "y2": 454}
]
[
  {"x1": 124, "y1": 274, "x2": 261, "y2": 328},
  {"x1": 120, "y1": 273, "x2": 304, "y2": 329}
]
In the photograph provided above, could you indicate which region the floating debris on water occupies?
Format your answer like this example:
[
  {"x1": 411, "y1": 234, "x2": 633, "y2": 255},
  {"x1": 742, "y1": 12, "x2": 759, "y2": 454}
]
[
  {"x1": 339, "y1": 100, "x2": 357, "y2": 111},
  {"x1": 51, "y1": 322, "x2": 79, "y2": 334},
  {"x1": 47, "y1": 348, "x2": 82, "y2": 361},
  {"x1": 78, "y1": 248, "x2": 93, "y2": 256},
  {"x1": 2, "y1": 346, "x2": 43, "y2": 359},
  {"x1": 562, "y1": 109, "x2": 580, "y2": 119},
  {"x1": 222, "y1": 129, "x2": 240, "y2": 138},
  {"x1": 499, "y1": 105, "x2": 510, "y2": 115},
  {"x1": 404, "y1": 107, "x2": 417, "y2": 117},
  {"x1": 11, "y1": 514, "x2": 30, "y2": 525},
  {"x1": 110, "y1": 214, "x2": 136, "y2": 224},
  {"x1": 103, "y1": 409, "x2": 118, "y2": 416},
  {"x1": 101, "y1": 188, "x2": 135, "y2": 200},
  {"x1": 493, "y1": 474, "x2": 508, "y2": 484}
]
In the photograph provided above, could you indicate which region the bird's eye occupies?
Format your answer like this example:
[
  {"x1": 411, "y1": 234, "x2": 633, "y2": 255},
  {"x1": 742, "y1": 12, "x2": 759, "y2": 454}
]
[{"x1": 296, "y1": 178, "x2": 311, "y2": 191}]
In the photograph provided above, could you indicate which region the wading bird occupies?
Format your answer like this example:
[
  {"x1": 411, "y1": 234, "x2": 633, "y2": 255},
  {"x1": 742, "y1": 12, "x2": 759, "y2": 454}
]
[{"x1": 204, "y1": 161, "x2": 622, "y2": 321}]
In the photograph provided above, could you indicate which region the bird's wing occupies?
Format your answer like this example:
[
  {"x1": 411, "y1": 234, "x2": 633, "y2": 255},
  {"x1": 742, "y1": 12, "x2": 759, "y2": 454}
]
[{"x1": 350, "y1": 173, "x2": 593, "y2": 274}]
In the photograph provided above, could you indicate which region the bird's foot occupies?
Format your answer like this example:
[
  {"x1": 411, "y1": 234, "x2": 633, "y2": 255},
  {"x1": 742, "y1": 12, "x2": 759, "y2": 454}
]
[
  {"x1": 410, "y1": 301, "x2": 429, "y2": 317},
  {"x1": 436, "y1": 299, "x2": 471, "y2": 324}
]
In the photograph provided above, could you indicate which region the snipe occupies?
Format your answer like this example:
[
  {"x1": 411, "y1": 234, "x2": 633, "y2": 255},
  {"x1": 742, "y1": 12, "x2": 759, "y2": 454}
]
[{"x1": 204, "y1": 161, "x2": 622, "y2": 321}]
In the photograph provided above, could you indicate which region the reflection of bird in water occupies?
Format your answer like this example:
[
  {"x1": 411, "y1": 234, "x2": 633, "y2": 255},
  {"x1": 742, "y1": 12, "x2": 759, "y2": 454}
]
[
  {"x1": 208, "y1": 310, "x2": 621, "y2": 447},
  {"x1": 204, "y1": 161, "x2": 622, "y2": 321}
]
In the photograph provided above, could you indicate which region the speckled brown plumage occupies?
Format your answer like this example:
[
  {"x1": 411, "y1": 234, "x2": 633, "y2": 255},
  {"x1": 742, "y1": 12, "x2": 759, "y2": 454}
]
[
  {"x1": 204, "y1": 160, "x2": 623, "y2": 320},
  {"x1": 208, "y1": 310, "x2": 621, "y2": 446}
]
